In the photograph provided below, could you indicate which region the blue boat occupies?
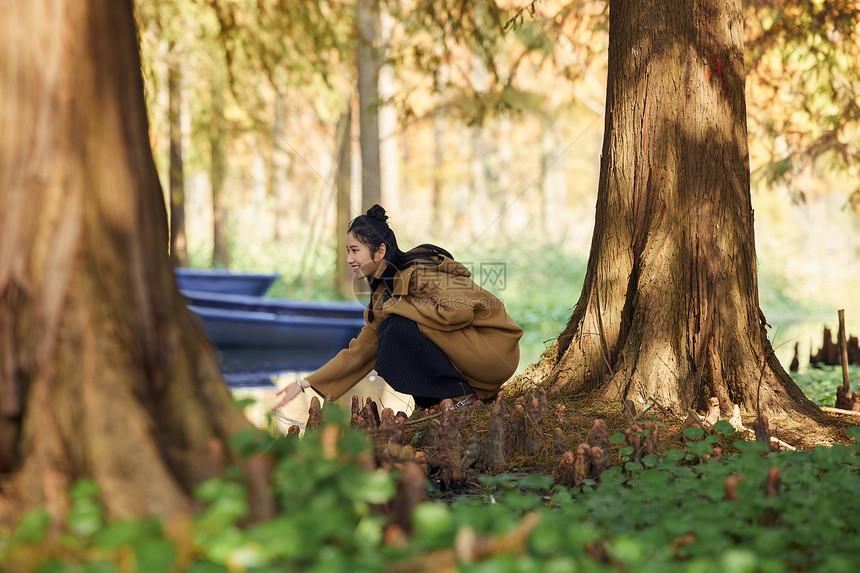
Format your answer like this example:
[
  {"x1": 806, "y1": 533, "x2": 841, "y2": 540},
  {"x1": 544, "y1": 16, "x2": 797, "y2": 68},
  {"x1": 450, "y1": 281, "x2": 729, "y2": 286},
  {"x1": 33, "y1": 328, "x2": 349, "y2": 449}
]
[
  {"x1": 181, "y1": 289, "x2": 366, "y2": 320},
  {"x1": 188, "y1": 305, "x2": 364, "y2": 349},
  {"x1": 180, "y1": 286, "x2": 367, "y2": 380},
  {"x1": 174, "y1": 268, "x2": 281, "y2": 297}
]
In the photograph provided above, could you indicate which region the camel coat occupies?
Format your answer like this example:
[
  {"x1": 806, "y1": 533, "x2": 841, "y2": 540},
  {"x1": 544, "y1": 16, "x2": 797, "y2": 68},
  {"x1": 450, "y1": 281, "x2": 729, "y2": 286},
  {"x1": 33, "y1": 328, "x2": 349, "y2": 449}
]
[{"x1": 305, "y1": 254, "x2": 523, "y2": 400}]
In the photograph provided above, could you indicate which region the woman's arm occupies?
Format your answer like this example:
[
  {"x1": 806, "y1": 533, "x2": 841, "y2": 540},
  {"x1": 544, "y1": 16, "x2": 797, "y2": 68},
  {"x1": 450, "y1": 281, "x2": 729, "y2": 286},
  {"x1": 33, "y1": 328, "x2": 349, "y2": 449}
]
[{"x1": 303, "y1": 324, "x2": 378, "y2": 400}]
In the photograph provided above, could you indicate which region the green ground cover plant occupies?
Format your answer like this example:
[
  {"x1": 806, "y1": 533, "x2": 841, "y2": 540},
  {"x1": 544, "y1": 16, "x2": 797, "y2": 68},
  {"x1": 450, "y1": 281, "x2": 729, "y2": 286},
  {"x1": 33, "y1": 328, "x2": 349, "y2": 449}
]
[
  {"x1": 790, "y1": 365, "x2": 860, "y2": 408},
  {"x1": 3, "y1": 404, "x2": 859, "y2": 573}
]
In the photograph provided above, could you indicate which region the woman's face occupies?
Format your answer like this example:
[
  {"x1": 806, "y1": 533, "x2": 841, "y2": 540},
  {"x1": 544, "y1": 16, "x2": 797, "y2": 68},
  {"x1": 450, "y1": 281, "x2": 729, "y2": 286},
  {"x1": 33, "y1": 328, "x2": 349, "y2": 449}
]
[{"x1": 346, "y1": 232, "x2": 386, "y2": 280}]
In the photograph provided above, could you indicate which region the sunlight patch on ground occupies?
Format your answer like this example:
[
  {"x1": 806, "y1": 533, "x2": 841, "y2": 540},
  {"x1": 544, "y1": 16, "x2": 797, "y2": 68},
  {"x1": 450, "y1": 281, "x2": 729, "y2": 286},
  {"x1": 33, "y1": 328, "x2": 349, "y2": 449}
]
[{"x1": 232, "y1": 371, "x2": 414, "y2": 431}]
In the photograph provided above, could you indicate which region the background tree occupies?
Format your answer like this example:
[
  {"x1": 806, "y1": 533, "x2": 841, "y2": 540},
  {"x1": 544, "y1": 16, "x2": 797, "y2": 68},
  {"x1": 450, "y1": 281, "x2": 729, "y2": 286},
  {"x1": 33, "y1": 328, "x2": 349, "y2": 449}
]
[
  {"x1": 0, "y1": 0, "x2": 249, "y2": 524},
  {"x1": 357, "y1": 0, "x2": 383, "y2": 208},
  {"x1": 167, "y1": 37, "x2": 189, "y2": 267},
  {"x1": 534, "y1": 0, "x2": 821, "y2": 418},
  {"x1": 744, "y1": 0, "x2": 860, "y2": 205}
]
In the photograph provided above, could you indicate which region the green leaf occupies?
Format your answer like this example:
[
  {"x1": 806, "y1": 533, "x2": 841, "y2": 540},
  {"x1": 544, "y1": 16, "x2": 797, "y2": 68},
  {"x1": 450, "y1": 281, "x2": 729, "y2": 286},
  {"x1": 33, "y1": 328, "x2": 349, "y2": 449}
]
[
  {"x1": 663, "y1": 449, "x2": 686, "y2": 462},
  {"x1": 714, "y1": 420, "x2": 736, "y2": 435},
  {"x1": 228, "y1": 427, "x2": 269, "y2": 457},
  {"x1": 356, "y1": 470, "x2": 396, "y2": 505},
  {"x1": 720, "y1": 549, "x2": 758, "y2": 573},
  {"x1": 412, "y1": 502, "x2": 453, "y2": 539},
  {"x1": 517, "y1": 473, "x2": 554, "y2": 491},
  {"x1": 683, "y1": 427, "x2": 705, "y2": 440},
  {"x1": 10, "y1": 508, "x2": 51, "y2": 545},
  {"x1": 232, "y1": 397, "x2": 256, "y2": 411},
  {"x1": 624, "y1": 461, "x2": 643, "y2": 472},
  {"x1": 607, "y1": 536, "x2": 645, "y2": 565},
  {"x1": 135, "y1": 538, "x2": 177, "y2": 573},
  {"x1": 528, "y1": 520, "x2": 563, "y2": 555},
  {"x1": 186, "y1": 560, "x2": 231, "y2": 573},
  {"x1": 195, "y1": 478, "x2": 246, "y2": 504},
  {"x1": 610, "y1": 432, "x2": 626, "y2": 444},
  {"x1": 687, "y1": 441, "x2": 715, "y2": 458},
  {"x1": 69, "y1": 478, "x2": 101, "y2": 501},
  {"x1": 736, "y1": 440, "x2": 770, "y2": 453},
  {"x1": 68, "y1": 499, "x2": 104, "y2": 537},
  {"x1": 93, "y1": 519, "x2": 160, "y2": 548}
]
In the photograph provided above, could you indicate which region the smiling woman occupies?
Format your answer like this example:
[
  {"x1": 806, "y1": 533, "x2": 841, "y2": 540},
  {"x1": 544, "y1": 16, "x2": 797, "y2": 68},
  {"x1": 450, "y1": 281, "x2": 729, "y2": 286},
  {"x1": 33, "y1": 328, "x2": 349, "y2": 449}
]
[{"x1": 274, "y1": 205, "x2": 524, "y2": 410}]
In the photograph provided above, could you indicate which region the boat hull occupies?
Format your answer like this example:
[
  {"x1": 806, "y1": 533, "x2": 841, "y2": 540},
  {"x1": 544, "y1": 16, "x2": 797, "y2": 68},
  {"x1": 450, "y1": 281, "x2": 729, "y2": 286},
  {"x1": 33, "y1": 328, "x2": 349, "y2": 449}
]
[
  {"x1": 174, "y1": 268, "x2": 280, "y2": 296},
  {"x1": 189, "y1": 305, "x2": 364, "y2": 349},
  {"x1": 181, "y1": 289, "x2": 365, "y2": 319}
]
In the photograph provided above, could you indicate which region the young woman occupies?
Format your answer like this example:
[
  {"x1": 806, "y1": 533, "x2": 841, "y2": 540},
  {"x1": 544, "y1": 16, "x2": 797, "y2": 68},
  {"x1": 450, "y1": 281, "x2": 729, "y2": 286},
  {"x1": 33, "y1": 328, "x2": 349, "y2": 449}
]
[{"x1": 274, "y1": 205, "x2": 522, "y2": 410}]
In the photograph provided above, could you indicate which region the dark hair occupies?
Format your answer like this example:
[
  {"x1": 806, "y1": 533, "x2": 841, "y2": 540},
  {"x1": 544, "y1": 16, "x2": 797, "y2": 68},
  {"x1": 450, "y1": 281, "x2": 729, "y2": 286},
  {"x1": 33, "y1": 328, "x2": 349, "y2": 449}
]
[
  {"x1": 348, "y1": 205, "x2": 452, "y2": 320},
  {"x1": 347, "y1": 204, "x2": 452, "y2": 270}
]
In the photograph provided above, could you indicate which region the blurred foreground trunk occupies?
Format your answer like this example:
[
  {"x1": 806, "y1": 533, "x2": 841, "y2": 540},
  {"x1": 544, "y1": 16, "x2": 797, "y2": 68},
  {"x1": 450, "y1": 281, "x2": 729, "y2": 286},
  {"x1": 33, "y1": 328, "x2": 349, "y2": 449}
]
[{"x1": 0, "y1": 0, "x2": 249, "y2": 526}]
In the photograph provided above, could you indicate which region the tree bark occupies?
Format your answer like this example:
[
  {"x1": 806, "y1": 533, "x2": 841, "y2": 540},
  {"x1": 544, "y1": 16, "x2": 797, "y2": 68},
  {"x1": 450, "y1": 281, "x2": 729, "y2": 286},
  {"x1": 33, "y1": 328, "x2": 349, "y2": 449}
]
[
  {"x1": 547, "y1": 0, "x2": 819, "y2": 418},
  {"x1": 356, "y1": 0, "x2": 382, "y2": 209},
  {"x1": 335, "y1": 107, "x2": 354, "y2": 297},
  {"x1": 271, "y1": 93, "x2": 293, "y2": 243},
  {"x1": 0, "y1": 0, "x2": 249, "y2": 525},
  {"x1": 168, "y1": 38, "x2": 188, "y2": 267},
  {"x1": 378, "y1": 5, "x2": 400, "y2": 213},
  {"x1": 211, "y1": 84, "x2": 230, "y2": 268}
]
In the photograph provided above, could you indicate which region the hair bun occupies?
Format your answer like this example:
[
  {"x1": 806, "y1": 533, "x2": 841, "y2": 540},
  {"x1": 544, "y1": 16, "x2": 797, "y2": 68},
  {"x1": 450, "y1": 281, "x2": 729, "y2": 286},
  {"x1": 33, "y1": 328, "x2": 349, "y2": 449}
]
[{"x1": 366, "y1": 204, "x2": 388, "y2": 223}]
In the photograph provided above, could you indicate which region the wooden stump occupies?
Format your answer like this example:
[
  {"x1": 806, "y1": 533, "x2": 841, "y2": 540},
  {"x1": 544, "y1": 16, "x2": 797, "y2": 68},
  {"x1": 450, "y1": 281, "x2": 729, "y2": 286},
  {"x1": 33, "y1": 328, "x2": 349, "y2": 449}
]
[
  {"x1": 477, "y1": 394, "x2": 506, "y2": 472},
  {"x1": 752, "y1": 414, "x2": 770, "y2": 445},
  {"x1": 436, "y1": 399, "x2": 464, "y2": 490},
  {"x1": 642, "y1": 420, "x2": 659, "y2": 456},
  {"x1": 585, "y1": 419, "x2": 609, "y2": 453},
  {"x1": 553, "y1": 451, "x2": 576, "y2": 488},
  {"x1": 624, "y1": 424, "x2": 644, "y2": 463},
  {"x1": 525, "y1": 397, "x2": 544, "y2": 455},
  {"x1": 553, "y1": 428, "x2": 567, "y2": 455},
  {"x1": 506, "y1": 404, "x2": 529, "y2": 457},
  {"x1": 306, "y1": 397, "x2": 322, "y2": 429},
  {"x1": 391, "y1": 460, "x2": 427, "y2": 533}
]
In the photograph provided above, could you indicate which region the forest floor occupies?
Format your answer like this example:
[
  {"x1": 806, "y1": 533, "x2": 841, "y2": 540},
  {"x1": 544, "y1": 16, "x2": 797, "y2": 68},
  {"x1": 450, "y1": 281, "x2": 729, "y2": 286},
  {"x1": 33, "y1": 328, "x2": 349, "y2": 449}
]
[{"x1": 399, "y1": 386, "x2": 857, "y2": 483}]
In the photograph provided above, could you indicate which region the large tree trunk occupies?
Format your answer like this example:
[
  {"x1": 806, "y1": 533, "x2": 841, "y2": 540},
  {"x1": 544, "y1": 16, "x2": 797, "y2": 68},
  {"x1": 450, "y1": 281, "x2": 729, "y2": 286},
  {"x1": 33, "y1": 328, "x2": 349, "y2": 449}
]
[
  {"x1": 0, "y1": 0, "x2": 249, "y2": 525},
  {"x1": 547, "y1": 0, "x2": 819, "y2": 419},
  {"x1": 168, "y1": 38, "x2": 188, "y2": 267}
]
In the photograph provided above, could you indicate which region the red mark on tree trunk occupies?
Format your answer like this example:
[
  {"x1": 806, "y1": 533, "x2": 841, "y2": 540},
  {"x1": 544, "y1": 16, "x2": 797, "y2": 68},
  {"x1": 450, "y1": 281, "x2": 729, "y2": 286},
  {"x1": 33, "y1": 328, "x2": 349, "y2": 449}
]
[{"x1": 707, "y1": 53, "x2": 730, "y2": 86}]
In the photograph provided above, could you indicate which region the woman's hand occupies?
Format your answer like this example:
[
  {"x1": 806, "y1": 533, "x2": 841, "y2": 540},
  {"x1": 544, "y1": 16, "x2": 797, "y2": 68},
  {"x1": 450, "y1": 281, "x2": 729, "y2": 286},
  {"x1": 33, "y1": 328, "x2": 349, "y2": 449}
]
[{"x1": 272, "y1": 379, "x2": 308, "y2": 410}]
